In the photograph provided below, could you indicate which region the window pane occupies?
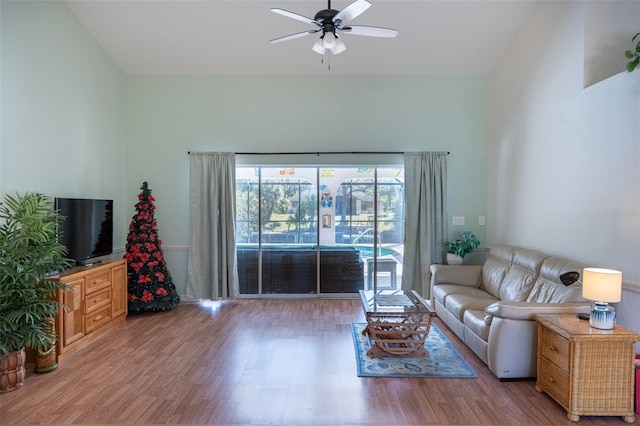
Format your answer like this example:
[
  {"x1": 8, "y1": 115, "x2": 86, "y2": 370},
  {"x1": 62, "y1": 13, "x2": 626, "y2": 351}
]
[
  {"x1": 235, "y1": 166, "x2": 404, "y2": 295},
  {"x1": 236, "y1": 168, "x2": 259, "y2": 294},
  {"x1": 260, "y1": 168, "x2": 317, "y2": 245},
  {"x1": 373, "y1": 168, "x2": 404, "y2": 290}
]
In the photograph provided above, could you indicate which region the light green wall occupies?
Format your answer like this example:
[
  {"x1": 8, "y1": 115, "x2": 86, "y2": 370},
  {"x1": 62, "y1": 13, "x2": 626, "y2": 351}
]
[
  {"x1": 487, "y1": 1, "x2": 640, "y2": 334},
  {"x1": 1, "y1": 1, "x2": 128, "y2": 254},
  {"x1": 125, "y1": 76, "x2": 489, "y2": 292},
  {"x1": 125, "y1": 75, "x2": 488, "y2": 240}
]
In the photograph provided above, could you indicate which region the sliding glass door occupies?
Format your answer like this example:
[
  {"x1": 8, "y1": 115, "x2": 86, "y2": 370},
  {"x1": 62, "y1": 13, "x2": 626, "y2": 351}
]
[{"x1": 236, "y1": 166, "x2": 404, "y2": 296}]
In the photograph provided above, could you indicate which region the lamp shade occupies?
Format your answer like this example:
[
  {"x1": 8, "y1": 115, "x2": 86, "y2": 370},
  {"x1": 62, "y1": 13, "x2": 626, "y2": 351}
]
[
  {"x1": 323, "y1": 32, "x2": 336, "y2": 49},
  {"x1": 582, "y1": 268, "x2": 622, "y2": 303},
  {"x1": 331, "y1": 38, "x2": 346, "y2": 55},
  {"x1": 312, "y1": 38, "x2": 325, "y2": 54}
]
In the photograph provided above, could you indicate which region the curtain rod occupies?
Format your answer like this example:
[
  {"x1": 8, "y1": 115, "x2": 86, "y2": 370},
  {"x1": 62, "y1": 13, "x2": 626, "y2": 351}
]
[{"x1": 187, "y1": 151, "x2": 450, "y2": 155}]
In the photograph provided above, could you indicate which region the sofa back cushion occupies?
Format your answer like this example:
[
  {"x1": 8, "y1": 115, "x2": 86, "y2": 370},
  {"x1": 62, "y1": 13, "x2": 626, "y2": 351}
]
[
  {"x1": 527, "y1": 256, "x2": 588, "y2": 303},
  {"x1": 498, "y1": 248, "x2": 546, "y2": 301},
  {"x1": 480, "y1": 245, "x2": 515, "y2": 299}
]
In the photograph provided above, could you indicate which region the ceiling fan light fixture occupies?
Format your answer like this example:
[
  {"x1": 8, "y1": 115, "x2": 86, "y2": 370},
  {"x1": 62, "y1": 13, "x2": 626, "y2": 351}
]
[
  {"x1": 331, "y1": 38, "x2": 346, "y2": 54},
  {"x1": 323, "y1": 31, "x2": 336, "y2": 49},
  {"x1": 312, "y1": 38, "x2": 325, "y2": 54},
  {"x1": 270, "y1": 0, "x2": 398, "y2": 60}
]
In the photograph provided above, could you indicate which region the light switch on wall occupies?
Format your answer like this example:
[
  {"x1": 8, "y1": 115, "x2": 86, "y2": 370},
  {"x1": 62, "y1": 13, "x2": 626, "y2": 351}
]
[
  {"x1": 479, "y1": 216, "x2": 486, "y2": 226},
  {"x1": 452, "y1": 216, "x2": 465, "y2": 226}
]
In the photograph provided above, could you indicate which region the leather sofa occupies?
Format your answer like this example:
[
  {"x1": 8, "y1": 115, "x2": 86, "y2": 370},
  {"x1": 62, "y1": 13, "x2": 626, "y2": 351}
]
[{"x1": 430, "y1": 244, "x2": 590, "y2": 380}]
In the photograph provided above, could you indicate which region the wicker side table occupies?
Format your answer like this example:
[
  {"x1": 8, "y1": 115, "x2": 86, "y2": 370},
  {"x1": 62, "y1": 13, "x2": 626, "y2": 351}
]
[{"x1": 534, "y1": 314, "x2": 640, "y2": 423}]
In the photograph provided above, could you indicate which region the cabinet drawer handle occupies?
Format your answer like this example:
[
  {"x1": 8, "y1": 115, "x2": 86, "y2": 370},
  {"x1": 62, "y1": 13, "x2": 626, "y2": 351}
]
[
  {"x1": 548, "y1": 376, "x2": 555, "y2": 383},
  {"x1": 94, "y1": 315, "x2": 103, "y2": 322},
  {"x1": 548, "y1": 345, "x2": 557, "y2": 352}
]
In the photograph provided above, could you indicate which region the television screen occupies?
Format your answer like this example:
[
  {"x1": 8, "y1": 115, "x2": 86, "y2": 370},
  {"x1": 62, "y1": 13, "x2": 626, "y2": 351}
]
[{"x1": 55, "y1": 198, "x2": 113, "y2": 265}]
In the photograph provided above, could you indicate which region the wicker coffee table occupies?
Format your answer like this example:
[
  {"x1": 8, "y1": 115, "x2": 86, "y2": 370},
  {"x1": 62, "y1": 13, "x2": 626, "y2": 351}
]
[{"x1": 359, "y1": 289, "x2": 436, "y2": 357}]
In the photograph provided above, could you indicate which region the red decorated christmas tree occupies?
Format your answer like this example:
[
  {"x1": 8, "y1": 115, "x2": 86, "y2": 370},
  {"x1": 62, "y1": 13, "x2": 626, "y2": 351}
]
[{"x1": 124, "y1": 182, "x2": 180, "y2": 312}]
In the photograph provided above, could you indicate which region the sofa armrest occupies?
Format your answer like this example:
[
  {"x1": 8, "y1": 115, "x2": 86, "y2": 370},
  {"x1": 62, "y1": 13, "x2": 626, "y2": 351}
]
[
  {"x1": 484, "y1": 301, "x2": 590, "y2": 324},
  {"x1": 430, "y1": 264, "x2": 482, "y2": 287}
]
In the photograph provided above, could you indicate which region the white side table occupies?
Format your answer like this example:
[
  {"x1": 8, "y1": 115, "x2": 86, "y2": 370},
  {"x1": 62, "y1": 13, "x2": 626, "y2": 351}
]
[{"x1": 366, "y1": 257, "x2": 397, "y2": 289}]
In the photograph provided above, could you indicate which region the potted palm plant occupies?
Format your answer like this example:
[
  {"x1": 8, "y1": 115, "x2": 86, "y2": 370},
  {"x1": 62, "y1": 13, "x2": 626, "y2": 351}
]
[
  {"x1": 446, "y1": 231, "x2": 480, "y2": 265},
  {"x1": 0, "y1": 192, "x2": 72, "y2": 392}
]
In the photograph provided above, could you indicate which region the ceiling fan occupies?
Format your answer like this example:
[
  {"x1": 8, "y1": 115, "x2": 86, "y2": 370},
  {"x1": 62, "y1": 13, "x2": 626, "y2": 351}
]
[{"x1": 269, "y1": 0, "x2": 398, "y2": 55}]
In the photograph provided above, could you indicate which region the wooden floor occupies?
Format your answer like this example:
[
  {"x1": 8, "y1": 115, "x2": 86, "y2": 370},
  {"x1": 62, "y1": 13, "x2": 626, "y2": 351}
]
[{"x1": 0, "y1": 298, "x2": 635, "y2": 425}]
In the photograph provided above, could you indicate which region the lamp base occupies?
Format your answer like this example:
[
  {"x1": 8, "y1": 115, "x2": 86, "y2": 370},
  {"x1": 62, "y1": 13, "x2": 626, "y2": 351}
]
[{"x1": 589, "y1": 301, "x2": 616, "y2": 329}]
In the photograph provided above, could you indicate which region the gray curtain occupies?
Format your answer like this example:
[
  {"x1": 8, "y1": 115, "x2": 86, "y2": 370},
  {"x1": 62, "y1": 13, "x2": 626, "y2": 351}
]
[
  {"x1": 186, "y1": 152, "x2": 238, "y2": 299},
  {"x1": 402, "y1": 152, "x2": 448, "y2": 297}
]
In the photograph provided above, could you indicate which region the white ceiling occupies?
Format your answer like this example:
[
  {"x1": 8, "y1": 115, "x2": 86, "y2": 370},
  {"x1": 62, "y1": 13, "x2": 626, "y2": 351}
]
[{"x1": 65, "y1": 0, "x2": 540, "y2": 76}]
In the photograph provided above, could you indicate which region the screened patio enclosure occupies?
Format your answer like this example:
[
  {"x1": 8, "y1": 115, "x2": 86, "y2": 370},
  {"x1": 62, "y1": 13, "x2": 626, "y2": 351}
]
[{"x1": 236, "y1": 166, "x2": 405, "y2": 295}]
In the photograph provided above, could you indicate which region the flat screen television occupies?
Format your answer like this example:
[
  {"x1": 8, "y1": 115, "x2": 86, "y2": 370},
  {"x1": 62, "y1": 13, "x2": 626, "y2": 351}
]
[{"x1": 54, "y1": 197, "x2": 113, "y2": 266}]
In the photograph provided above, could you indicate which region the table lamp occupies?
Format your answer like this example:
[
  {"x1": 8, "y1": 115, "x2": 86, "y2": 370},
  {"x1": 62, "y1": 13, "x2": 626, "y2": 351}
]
[{"x1": 582, "y1": 267, "x2": 622, "y2": 330}]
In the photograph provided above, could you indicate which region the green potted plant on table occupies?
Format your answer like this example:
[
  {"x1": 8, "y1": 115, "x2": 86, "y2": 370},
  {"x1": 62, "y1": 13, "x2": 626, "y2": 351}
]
[
  {"x1": 446, "y1": 231, "x2": 480, "y2": 265},
  {"x1": 0, "y1": 192, "x2": 72, "y2": 393}
]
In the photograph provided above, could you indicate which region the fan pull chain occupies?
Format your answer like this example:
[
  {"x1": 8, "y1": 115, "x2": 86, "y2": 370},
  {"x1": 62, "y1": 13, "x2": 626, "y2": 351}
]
[{"x1": 319, "y1": 51, "x2": 331, "y2": 71}]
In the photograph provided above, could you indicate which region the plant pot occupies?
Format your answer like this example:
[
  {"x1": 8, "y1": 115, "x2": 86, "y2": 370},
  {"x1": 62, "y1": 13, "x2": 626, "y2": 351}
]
[
  {"x1": 0, "y1": 347, "x2": 26, "y2": 393},
  {"x1": 35, "y1": 345, "x2": 57, "y2": 374},
  {"x1": 446, "y1": 253, "x2": 464, "y2": 265}
]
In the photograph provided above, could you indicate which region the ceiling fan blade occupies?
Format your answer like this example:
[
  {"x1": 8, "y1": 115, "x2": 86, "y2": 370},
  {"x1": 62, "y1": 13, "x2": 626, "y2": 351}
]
[
  {"x1": 269, "y1": 30, "x2": 320, "y2": 44},
  {"x1": 270, "y1": 8, "x2": 318, "y2": 26},
  {"x1": 340, "y1": 25, "x2": 398, "y2": 38},
  {"x1": 333, "y1": 0, "x2": 371, "y2": 25}
]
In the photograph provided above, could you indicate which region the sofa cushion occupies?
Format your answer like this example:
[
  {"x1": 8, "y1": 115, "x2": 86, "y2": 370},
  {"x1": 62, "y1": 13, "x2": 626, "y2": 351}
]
[
  {"x1": 430, "y1": 264, "x2": 483, "y2": 287},
  {"x1": 445, "y1": 292, "x2": 498, "y2": 322},
  {"x1": 527, "y1": 256, "x2": 589, "y2": 303},
  {"x1": 484, "y1": 301, "x2": 590, "y2": 321},
  {"x1": 432, "y1": 284, "x2": 458, "y2": 305},
  {"x1": 498, "y1": 248, "x2": 546, "y2": 302},
  {"x1": 432, "y1": 284, "x2": 489, "y2": 306},
  {"x1": 480, "y1": 245, "x2": 515, "y2": 298},
  {"x1": 464, "y1": 309, "x2": 490, "y2": 341}
]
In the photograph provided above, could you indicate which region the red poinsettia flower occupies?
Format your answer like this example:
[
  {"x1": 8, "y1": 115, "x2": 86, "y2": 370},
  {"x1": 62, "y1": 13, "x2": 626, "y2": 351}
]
[
  {"x1": 131, "y1": 262, "x2": 143, "y2": 272},
  {"x1": 127, "y1": 233, "x2": 138, "y2": 240},
  {"x1": 155, "y1": 272, "x2": 165, "y2": 282},
  {"x1": 138, "y1": 274, "x2": 151, "y2": 284},
  {"x1": 149, "y1": 195, "x2": 155, "y2": 202},
  {"x1": 145, "y1": 242, "x2": 156, "y2": 251},
  {"x1": 128, "y1": 294, "x2": 138, "y2": 301},
  {"x1": 138, "y1": 253, "x2": 150, "y2": 263},
  {"x1": 147, "y1": 261, "x2": 159, "y2": 268},
  {"x1": 156, "y1": 287, "x2": 167, "y2": 296},
  {"x1": 153, "y1": 252, "x2": 163, "y2": 261},
  {"x1": 141, "y1": 289, "x2": 154, "y2": 302},
  {"x1": 124, "y1": 252, "x2": 136, "y2": 262}
]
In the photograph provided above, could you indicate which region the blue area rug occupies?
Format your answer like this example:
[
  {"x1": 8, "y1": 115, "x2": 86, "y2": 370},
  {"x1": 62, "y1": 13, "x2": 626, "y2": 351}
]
[{"x1": 350, "y1": 322, "x2": 477, "y2": 378}]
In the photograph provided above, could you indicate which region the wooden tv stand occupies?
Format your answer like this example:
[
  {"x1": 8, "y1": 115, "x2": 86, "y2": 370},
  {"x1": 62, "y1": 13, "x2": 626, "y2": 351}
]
[{"x1": 54, "y1": 259, "x2": 128, "y2": 362}]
